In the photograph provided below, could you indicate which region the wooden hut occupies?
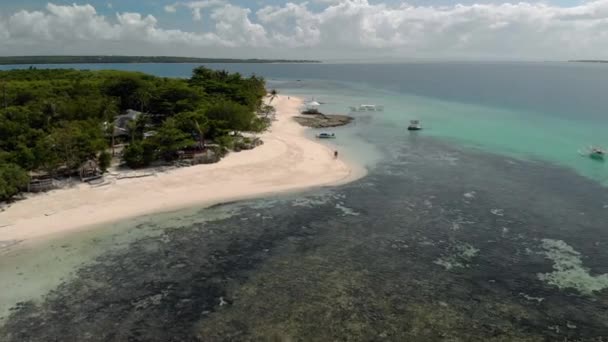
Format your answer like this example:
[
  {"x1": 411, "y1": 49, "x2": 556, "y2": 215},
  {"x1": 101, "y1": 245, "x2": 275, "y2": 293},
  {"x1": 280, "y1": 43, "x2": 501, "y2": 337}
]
[
  {"x1": 79, "y1": 160, "x2": 102, "y2": 182},
  {"x1": 27, "y1": 171, "x2": 56, "y2": 193}
]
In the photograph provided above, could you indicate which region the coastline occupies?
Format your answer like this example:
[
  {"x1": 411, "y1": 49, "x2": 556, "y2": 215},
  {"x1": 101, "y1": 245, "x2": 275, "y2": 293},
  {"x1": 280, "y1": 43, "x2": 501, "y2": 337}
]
[{"x1": 0, "y1": 95, "x2": 365, "y2": 251}]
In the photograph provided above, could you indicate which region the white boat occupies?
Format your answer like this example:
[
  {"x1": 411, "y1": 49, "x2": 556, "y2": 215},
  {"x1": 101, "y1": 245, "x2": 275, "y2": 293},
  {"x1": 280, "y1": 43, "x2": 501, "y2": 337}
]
[
  {"x1": 349, "y1": 104, "x2": 384, "y2": 112},
  {"x1": 408, "y1": 120, "x2": 422, "y2": 131}
]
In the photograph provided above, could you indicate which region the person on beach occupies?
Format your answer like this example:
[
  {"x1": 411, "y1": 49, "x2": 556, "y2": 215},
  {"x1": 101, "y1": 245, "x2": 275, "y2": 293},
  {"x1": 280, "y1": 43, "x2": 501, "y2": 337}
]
[{"x1": 334, "y1": 150, "x2": 338, "y2": 159}]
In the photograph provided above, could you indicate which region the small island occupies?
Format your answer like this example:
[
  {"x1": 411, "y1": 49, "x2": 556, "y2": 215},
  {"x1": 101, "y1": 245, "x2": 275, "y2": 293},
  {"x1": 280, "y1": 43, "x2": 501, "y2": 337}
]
[
  {"x1": 0, "y1": 56, "x2": 322, "y2": 65},
  {"x1": 294, "y1": 108, "x2": 354, "y2": 128}
]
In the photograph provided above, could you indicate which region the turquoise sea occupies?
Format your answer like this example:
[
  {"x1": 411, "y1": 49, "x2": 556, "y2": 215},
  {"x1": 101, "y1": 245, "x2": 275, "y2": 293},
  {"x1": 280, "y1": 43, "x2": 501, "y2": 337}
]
[
  {"x1": 1, "y1": 62, "x2": 607, "y2": 340},
  {"x1": 4, "y1": 62, "x2": 605, "y2": 182}
]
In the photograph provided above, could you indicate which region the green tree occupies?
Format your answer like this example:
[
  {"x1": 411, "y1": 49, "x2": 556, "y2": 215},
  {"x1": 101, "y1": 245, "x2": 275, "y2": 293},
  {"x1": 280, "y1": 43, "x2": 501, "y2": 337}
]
[
  {"x1": 98, "y1": 151, "x2": 112, "y2": 173},
  {"x1": 151, "y1": 118, "x2": 195, "y2": 161},
  {"x1": 102, "y1": 98, "x2": 120, "y2": 156},
  {"x1": 122, "y1": 141, "x2": 154, "y2": 168},
  {"x1": 260, "y1": 104, "x2": 276, "y2": 119},
  {"x1": 150, "y1": 80, "x2": 201, "y2": 117},
  {"x1": 101, "y1": 72, "x2": 146, "y2": 110},
  {"x1": 33, "y1": 136, "x2": 61, "y2": 174},
  {"x1": 0, "y1": 163, "x2": 29, "y2": 201},
  {"x1": 269, "y1": 89, "x2": 278, "y2": 103},
  {"x1": 134, "y1": 86, "x2": 154, "y2": 113},
  {"x1": 48, "y1": 121, "x2": 106, "y2": 170},
  {"x1": 125, "y1": 115, "x2": 148, "y2": 143},
  {"x1": 205, "y1": 101, "x2": 255, "y2": 132},
  {"x1": 174, "y1": 110, "x2": 209, "y2": 149}
]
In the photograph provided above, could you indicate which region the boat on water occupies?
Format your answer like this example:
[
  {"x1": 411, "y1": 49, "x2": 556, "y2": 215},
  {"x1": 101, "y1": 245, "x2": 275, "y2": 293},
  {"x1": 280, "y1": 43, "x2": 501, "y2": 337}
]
[
  {"x1": 349, "y1": 104, "x2": 384, "y2": 112},
  {"x1": 580, "y1": 146, "x2": 606, "y2": 161},
  {"x1": 590, "y1": 147, "x2": 606, "y2": 160},
  {"x1": 316, "y1": 133, "x2": 336, "y2": 139},
  {"x1": 408, "y1": 120, "x2": 422, "y2": 131}
]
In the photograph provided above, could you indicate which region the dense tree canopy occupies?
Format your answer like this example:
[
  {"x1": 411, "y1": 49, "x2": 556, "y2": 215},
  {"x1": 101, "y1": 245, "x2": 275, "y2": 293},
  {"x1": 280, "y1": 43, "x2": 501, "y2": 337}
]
[{"x1": 0, "y1": 66, "x2": 269, "y2": 201}]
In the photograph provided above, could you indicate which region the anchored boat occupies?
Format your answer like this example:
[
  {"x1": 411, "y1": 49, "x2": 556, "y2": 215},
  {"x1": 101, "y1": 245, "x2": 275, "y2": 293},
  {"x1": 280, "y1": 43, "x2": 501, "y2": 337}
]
[
  {"x1": 408, "y1": 120, "x2": 422, "y2": 131},
  {"x1": 349, "y1": 104, "x2": 384, "y2": 112},
  {"x1": 590, "y1": 147, "x2": 606, "y2": 160},
  {"x1": 580, "y1": 146, "x2": 606, "y2": 161},
  {"x1": 316, "y1": 133, "x2": 336, "y2": 139}
]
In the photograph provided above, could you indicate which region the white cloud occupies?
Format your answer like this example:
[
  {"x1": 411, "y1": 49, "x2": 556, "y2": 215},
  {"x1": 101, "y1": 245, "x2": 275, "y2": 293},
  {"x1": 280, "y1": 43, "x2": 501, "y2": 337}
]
[
  {"x1": 1, "y1": 3, "x2": 225, "y2": 51},
  {"x1": 255, "y1": 0, "x2": 608, "y2": 58},
  {"x1": 165, "y1": 0, "x2": 226, "y2": 21},
  {"x1": 211, "y1": 4, "x2": 268, "y2": 46},
  {"x1": 257, "y1": 3, "x2": 320, "y2": 47},
  {"x1": 164, "y1": 4, "x2": 177, "y2": 13},
  {"x1": 2, "y1": 1, "x2": 608, "y2": 59}
]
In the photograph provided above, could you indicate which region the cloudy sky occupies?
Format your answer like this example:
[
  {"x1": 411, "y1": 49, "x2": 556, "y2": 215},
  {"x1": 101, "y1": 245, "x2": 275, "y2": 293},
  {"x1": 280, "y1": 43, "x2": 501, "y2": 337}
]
[{"x1": 0, "y1": 0, "x2": 605, "y2": 60}]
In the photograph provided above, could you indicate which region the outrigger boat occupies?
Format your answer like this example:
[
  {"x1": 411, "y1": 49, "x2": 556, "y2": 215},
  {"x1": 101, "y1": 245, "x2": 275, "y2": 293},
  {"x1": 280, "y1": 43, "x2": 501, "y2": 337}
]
[
  {"x1": 407, "y1": 120, "x2": 422, "y2": 131},
  {"x1": 316, "y1": 132, "x2": 336, "y2": 139}
]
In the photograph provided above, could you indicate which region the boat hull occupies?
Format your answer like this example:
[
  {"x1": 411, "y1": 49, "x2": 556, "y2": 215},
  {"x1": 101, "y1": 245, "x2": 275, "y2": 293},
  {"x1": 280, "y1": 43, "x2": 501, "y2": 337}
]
[{"x1": 590, "y1": 153, "x2": 605, "y2": 161}]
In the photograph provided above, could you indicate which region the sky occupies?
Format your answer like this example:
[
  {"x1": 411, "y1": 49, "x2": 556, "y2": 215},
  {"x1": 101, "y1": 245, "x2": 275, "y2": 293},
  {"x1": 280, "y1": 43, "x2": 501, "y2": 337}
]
[{"x1": 0, "y1": 0, "x2": 605, "y2": 61}]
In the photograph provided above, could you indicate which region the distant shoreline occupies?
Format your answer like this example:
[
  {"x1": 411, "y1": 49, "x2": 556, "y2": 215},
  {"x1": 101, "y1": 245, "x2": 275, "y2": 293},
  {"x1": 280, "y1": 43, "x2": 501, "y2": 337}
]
[
  {"x1": 568, "y1": 60, "x2": 608, "y2": 64},
  {"x1": 0, "y1": 56, "x2": 322, "y2": 65}
]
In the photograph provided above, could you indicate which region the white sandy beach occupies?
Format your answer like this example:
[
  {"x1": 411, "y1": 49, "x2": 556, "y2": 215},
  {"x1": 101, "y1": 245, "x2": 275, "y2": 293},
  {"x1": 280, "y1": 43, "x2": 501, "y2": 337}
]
[{"x1": 0, "y1": 95, "x2": 362, "y2": 248}]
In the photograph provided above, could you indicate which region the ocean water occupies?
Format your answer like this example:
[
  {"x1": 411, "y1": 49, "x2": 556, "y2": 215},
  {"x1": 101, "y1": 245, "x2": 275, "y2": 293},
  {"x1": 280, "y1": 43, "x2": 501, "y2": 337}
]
[
  {"x1": 1, "y1": 62, "x2": 608, "y2": 340},
  {"x1": 4, "y1": 62, "x2": 605, "y2": 182}
]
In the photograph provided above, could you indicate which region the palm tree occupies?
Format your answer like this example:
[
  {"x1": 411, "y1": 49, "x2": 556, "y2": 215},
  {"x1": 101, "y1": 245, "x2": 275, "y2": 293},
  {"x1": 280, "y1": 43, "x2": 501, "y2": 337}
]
[
  {"x1": 269, "y1": 89, "x2": 278, "y2": 103},
  {"x1": 193, "y1": 118, "x2": 208, "y2": 150},
  {"x1": 103, "y1": 99, "x2": 119, "y2": 156},
  {"x1": 134, "y1": 88, "x2": 152, "y2": 113},
  {"x1": 126, "y1": 120, "x2": 137, "y2": 144}
]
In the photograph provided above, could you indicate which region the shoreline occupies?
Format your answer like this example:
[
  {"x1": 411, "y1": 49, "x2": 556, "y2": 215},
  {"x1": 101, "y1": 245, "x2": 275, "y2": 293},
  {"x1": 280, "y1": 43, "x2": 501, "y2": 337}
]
[{"x1": 0, "y1": 95, "x2": 366, "y2": 252}]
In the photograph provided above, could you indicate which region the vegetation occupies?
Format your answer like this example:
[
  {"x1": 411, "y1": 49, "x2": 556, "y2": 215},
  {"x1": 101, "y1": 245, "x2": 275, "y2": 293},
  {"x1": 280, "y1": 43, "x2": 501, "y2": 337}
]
[
  {"x1": 569, "y1": 60, "x2": 608, "y2": 63},
  {"x1": 0, "y1": 164, "x2": 29, "y2": 201},
  {"x1": 269, "y1": 89, "x2": 279, "y2": 103},
  {"x1": 0, "y1": 56, "x2": 321, "y2": 65},
  {"x1": 98, "y1": 151, "x2": 112, "y2": 173},
  {"x1": 0, "y1": 66, "x2": 270, "y2": 201}
]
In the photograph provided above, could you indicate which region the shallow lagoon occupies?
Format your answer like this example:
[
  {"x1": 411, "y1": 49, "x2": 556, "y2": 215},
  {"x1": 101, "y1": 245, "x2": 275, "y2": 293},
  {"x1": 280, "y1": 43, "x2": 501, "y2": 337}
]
[
  {"x1": 1, "y1": 62, "x2": 607, "y2": 340},
  {"x1": 2, "y1": 136, "x2": 607, "y2": 340}
]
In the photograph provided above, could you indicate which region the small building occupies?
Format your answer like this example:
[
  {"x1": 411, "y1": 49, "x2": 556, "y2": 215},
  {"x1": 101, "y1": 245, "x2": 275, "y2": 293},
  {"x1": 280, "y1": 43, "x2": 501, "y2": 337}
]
[
  {"x1": 112, "y1": 109, "x2": 142, "y2": 138},
  {"x1": 27, "y1": 171, "x2": 56, "y2": 193},
  {"x1": 79, "y1": 160, "x2": 102, "y2": 182}
]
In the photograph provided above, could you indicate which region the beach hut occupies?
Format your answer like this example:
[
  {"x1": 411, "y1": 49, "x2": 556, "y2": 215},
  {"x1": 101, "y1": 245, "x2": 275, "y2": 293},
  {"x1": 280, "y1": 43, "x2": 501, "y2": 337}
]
[
  {"x1": 79, "y1": 160, "x2": 102, "y2": 182},
  {"x1": 112, "y1": 109, "x2": 142, "y2": 138},
  {"x1": 27, "y1": 171, "x2": 56, "y2": 193}
]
